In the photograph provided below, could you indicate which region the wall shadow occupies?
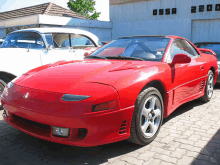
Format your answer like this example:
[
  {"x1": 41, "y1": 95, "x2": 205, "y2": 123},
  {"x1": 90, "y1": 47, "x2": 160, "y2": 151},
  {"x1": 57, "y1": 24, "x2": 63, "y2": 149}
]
[{"x1": 191, "y1": 129, "x2": 220, "y2": 165}]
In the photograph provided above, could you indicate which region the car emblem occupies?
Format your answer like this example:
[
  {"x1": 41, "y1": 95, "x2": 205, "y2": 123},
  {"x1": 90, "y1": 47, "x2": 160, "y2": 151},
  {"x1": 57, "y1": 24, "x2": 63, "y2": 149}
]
[{"x1": 23, "y1": 92, "x2": 29, "y2": 99}]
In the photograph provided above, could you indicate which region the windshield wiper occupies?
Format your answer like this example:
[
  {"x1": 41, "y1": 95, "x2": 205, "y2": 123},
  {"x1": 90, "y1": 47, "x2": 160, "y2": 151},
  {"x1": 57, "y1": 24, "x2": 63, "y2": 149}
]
[
  {"x1": 105, "y1": 56, "x2": 145, "y2": 61},
  {"x1": 86, "y1": 55, "x2": 107, "y2": 59}
]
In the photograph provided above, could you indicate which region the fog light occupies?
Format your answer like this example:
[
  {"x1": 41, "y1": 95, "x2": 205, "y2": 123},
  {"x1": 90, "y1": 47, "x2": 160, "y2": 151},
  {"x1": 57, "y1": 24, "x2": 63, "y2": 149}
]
[{"x1": 52, "y1": 126, "x2": 70, "y2": 137}]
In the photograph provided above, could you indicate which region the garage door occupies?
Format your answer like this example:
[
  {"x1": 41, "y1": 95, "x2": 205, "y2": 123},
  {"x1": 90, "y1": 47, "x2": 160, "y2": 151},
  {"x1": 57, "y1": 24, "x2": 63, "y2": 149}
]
[{"x1": 192, "y1": 19, "x2": 220, "y2": 43}]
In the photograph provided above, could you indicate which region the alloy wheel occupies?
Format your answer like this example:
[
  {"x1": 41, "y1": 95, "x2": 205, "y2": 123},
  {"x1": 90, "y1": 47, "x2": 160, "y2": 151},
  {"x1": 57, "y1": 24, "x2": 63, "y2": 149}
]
[
  {"x1": 140, "y1": 95, "x2": 162, "y2": 138},
  {"x1": 207, "y1": 74, "x2": 214, "y2": 98}
]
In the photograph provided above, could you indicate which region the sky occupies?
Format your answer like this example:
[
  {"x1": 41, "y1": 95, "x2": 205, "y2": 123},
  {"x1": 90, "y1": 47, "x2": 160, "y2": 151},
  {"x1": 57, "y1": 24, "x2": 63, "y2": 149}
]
[{"x1": 0, "y1": 0, "x2": 109, "y2": 21}]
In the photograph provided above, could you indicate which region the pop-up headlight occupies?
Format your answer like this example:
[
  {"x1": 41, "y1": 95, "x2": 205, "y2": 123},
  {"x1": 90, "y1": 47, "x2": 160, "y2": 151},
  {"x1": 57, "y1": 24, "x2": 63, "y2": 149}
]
[{"x1": 61, "y1": 94, "x2": 90, "y2": 102}]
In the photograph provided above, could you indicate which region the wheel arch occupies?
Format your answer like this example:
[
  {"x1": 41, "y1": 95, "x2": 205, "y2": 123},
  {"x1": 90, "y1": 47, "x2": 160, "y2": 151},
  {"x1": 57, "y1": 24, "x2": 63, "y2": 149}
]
[
  {"x1": 209, "y1": 66, "x2": 215, "y2": 77},
  {"x1": 140, "y1": 80, "x2": 166, "y2": 101}
]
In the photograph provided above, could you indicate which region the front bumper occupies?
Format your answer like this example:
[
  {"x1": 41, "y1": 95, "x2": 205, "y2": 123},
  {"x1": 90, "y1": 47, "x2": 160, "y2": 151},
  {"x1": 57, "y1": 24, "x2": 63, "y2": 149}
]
[{"x1": 2, "y1": 102, "x2": 133, "y2": 147}]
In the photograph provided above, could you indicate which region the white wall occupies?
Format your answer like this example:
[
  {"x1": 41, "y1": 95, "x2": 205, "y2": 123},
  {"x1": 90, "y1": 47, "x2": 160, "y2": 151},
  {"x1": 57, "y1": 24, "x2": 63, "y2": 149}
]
[
  {"x1": 110, "y1": 0, "x2": 220, "y2": 41},
  {"x1": 0, "y1": 28, "x2": 6, "y2": 38}
]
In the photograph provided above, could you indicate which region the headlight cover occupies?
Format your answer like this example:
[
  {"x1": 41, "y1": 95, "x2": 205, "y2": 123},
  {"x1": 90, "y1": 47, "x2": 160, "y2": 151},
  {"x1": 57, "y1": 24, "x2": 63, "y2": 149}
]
[{"x1": 61, "y1": 94, "x2": 90, "y2": 102}]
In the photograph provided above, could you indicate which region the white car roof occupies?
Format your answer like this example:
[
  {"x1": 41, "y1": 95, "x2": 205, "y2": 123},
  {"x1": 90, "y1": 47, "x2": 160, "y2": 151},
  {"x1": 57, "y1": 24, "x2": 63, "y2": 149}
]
[{"x1": 10, "y1": 28, "x2": 100, "y2": 46}]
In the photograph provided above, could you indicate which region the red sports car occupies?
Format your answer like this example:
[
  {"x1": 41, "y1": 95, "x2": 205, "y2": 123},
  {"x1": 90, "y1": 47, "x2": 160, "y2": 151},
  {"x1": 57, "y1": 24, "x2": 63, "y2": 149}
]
[{"x1": 1, "y1": 36, "x2": 217, "y2": 147}]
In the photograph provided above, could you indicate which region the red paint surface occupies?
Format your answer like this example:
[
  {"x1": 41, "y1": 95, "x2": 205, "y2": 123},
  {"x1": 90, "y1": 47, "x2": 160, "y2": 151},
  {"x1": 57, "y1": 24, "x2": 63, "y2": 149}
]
[{"x1": 1, "y1": 36, "x2": 218, "y2": 146}]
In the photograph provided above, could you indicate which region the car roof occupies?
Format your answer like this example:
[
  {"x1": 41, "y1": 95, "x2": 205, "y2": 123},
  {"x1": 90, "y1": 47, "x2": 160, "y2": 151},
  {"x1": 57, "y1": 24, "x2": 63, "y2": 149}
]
[
  {"x1": 118, "y1": 35, "x2": 183, "y2": 39},
  {"x1": 9, "y1": 28, "x2": 100, "y2": 46},
  {"x1": 194, "y1": 42, "x2": 220, "y2": 44}
]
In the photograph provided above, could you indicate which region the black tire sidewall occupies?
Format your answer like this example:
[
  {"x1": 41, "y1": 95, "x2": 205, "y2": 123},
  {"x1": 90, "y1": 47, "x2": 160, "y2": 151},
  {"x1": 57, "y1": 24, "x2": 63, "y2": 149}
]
[{"x1": 134, "y1": 87, "x2": 164, "y2": 145}]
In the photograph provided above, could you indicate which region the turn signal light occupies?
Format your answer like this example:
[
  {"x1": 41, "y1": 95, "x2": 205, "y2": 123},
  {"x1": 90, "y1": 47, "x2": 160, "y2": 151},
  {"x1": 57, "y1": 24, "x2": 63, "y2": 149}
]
[{"x1": 92, "y1": 100, "x2": 117, "y2": 112}]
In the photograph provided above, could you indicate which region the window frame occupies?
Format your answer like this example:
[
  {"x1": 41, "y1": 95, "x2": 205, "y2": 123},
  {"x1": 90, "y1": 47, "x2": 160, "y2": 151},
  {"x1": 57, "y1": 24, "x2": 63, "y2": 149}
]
[{"x1": 166, "y1": 38, "x2": 200, "y2": 63}]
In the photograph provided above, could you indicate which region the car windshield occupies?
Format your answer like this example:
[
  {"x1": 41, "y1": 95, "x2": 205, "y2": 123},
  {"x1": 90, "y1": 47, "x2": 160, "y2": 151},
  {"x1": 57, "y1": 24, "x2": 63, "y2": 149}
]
[
  {"x1": 89, "y1": 37, "x2": 170, "y2": 61},
  {"x1": 195, "y1": 43, "x2": 220, "y2": 60},
  {"x1": 1, "y1": 32, "x2": 45, "y2": 49}
]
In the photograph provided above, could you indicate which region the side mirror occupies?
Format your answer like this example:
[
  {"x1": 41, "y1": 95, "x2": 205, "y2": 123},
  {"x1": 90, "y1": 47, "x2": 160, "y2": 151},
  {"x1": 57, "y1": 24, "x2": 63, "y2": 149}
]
[{"x1": 170, "y1": 53, "x2": 191, "y2": 67}]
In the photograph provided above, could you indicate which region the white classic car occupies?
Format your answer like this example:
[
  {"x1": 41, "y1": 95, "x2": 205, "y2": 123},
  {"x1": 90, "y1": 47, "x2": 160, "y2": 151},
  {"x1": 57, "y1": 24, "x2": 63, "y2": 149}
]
[{"x1": 0, "y1": 28, "x2": 102, "y2": 96}]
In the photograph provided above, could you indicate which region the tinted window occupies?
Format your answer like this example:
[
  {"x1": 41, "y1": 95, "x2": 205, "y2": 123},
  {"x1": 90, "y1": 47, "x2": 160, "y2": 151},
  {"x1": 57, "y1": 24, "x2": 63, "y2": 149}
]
[
  {"x1": 1, "y1": 32, "x2": 45, "y2": 49},
  {"x1": 91, "y1": 37, "x2": 170, "y2": 61},
  {"x1": 169, "y1": 39, "x2": 199, "y2": 61}
]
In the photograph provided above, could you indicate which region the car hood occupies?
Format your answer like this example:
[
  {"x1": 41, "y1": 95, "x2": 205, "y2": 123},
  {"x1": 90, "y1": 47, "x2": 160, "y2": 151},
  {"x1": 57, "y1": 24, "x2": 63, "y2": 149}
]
[{"x1": 17, "y1": 59, "x2": 160, "y2": 93}]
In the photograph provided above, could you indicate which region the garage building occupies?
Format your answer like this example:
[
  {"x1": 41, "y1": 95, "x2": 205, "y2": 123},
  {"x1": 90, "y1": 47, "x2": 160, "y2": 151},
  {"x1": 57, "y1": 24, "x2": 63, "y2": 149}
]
[{"x1": 110, "y1": 0, "x2": 220, "y2": 43}]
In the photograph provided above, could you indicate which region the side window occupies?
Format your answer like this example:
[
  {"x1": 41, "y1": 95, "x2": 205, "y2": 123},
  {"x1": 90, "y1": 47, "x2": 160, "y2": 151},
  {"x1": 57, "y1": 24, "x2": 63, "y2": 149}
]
[
  {"x1": 70, "y1": 34, "x2": 95, "y2": 48},
  {"x1": 183, "y1": 40, "x2": 199, "y2": 57},
  {"x1": 52, "y1": 33, "x2": 70, "y2": 48},
  {"x1": 169, "y1": 39, "x2": 198, "y2": 62}
]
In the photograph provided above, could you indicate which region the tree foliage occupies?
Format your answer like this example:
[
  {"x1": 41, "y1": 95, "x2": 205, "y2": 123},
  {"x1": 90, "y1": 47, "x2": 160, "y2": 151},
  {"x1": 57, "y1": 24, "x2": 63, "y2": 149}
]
[{"x1": 67, "y1": 0, "x2": 101, "y2": 20}]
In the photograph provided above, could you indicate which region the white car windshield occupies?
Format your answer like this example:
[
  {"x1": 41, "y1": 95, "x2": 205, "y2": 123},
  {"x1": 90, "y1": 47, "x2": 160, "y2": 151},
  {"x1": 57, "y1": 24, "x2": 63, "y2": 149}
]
[{"x1": 1, "y1": 32, "x2": 45, "y2": 49}]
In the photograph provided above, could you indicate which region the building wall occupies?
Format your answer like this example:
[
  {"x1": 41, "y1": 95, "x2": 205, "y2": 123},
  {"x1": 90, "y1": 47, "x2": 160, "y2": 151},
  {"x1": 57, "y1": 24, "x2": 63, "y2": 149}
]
[
  {"x1": 0, "y1": 14, "x2": 112, "y2": 42},
  {"x1": 110, "y1": 0, "x2": 220, "y2": 42}
]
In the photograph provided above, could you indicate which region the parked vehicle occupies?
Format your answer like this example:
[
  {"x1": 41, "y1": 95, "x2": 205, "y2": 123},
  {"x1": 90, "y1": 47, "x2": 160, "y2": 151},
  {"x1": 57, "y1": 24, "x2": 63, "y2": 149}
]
[
  {"x1": 0, "y1": 28, "x2": 102, "y2": 98},
  {"x1": 194, "y1": 42, "x2": 220, "y2": 83},
  {"x1": 1, "y1": 36, "x2": 217, "y2": 147},
  {"x1": 0, "y1": 39, "x2": 4, "y2": 45}
]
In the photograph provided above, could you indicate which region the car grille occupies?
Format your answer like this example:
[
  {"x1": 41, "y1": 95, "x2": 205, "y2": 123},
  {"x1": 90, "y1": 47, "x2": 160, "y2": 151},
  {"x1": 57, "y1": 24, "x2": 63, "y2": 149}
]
[
  {"x1": 11, "y1": 114, "x2": 51, "y2": 137},
  {"x1": 200, "y1": 80, "x2": 205, "y2": 92}
]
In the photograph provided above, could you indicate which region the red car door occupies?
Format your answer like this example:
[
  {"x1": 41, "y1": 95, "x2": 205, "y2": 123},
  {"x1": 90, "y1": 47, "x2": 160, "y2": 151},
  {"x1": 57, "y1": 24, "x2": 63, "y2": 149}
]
[{"x1": 168, "y1": 39, "x2": 205, "y2": 107}]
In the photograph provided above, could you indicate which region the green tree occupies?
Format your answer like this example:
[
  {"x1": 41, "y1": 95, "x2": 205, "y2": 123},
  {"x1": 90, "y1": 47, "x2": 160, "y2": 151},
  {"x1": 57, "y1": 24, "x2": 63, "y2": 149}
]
[{"x1": 67, "y1": 0, "x2": 101, "y2": 19}]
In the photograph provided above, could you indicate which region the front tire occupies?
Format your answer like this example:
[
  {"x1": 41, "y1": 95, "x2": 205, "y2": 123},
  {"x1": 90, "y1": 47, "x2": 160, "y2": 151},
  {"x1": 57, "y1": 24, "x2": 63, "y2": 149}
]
[
  {"x1": 128, "y1": 87, "x2": 163, "y2": 145},
  {"x1": 0, "y1": 75, "x2": 10, "y2": 110},
  {"x1": 200, "y1": 70, "x2": 214, "y2": 102}
]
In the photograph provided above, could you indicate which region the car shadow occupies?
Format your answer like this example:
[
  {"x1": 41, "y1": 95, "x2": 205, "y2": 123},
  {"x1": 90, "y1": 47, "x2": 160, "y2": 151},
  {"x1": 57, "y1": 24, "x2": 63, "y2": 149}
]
[
  {"x1": 0, "y1": 86, "x2": 219, "y2": 164},
  {"x1": 162, "y1": 99, "x2": 206, "y2": 125},
  {"x1": 0, "y1": 119, "x2": 142, "y2": 165},
  {"x1": 163, "y1": 83, "x2": 220, "y2": 125}
]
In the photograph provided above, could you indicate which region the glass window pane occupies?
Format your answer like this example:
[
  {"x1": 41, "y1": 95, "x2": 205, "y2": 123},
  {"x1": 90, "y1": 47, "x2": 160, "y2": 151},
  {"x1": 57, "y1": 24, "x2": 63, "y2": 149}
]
[
  {"x1": 70, "y1": 34, "x2": 94, "y2": 47},
  {"x1": 1, "y1": 32, "x2": 45, "y2": 49},
  {"x1": 52, "y1": 33, "x2": 70, "y2": 48},
  {"x1": 170, "y1": 39, "x2": 198, "y2": 61},
  {"x1": 91, "y1": 37, "x2": 170, "y2": 62}
]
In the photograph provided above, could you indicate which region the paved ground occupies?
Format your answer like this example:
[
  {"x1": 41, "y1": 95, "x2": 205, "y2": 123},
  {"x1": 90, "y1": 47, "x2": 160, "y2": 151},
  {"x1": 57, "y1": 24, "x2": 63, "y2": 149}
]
[{"x1": 0, "y1": 86, "x2": 220, "y2": 165}]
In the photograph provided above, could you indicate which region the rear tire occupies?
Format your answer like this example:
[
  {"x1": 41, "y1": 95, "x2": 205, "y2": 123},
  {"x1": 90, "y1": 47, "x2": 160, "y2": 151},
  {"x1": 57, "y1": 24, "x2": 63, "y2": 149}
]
[
  {"x1": 128, "y1": 87, "x2": 163, "y2": 145},
  {"x1": 200, "y1": 70, "x2": 214, "y2": 102}
]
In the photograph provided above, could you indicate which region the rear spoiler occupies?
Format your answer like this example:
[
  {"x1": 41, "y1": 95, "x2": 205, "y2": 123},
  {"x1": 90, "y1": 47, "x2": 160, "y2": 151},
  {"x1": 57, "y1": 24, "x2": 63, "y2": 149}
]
[{"x1": 198, "y1": 48, "x2": 216, "y2": 56}]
